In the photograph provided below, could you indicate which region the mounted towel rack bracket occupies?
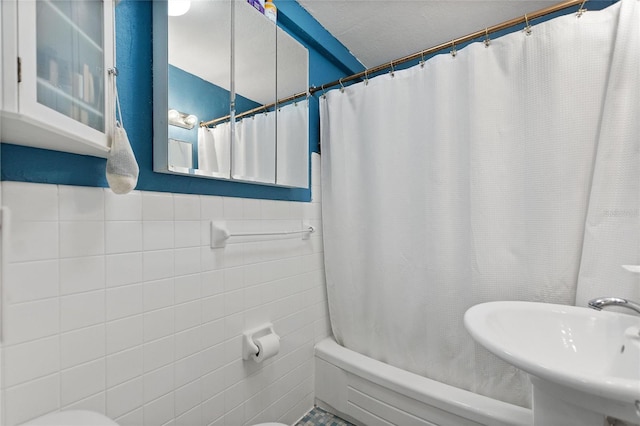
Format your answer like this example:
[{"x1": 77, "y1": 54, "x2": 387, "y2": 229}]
[{"x1": 210, "y1": 220, "x2": 315, "y2": 248}]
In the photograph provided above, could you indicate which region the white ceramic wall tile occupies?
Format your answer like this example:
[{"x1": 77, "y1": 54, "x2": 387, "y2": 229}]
[
  {"x1": 201, "y1": 246, "x2": 225, "y2": 271},
  {"x1": 106, "y1": 346, "x2": 143, "y2": 388},
  {"x1": 175, "y1": 300, "x2": 201, "y2": 332},
  {"x1": 174, "y1": 247, "x2": 201, "y2": 276},
  {"x1": 3, "y1": 336, "x2": 60, "y2": 387},
  {"x1": 106, "y1": 221, "x2": 143, "y2": 254},
  {"x1": 59, "y1": 221, "x2": 105, "y2": 258},
  {"x1": 224, "y1": 289, "x2": 244, "y2": 316},
  {"x1": 115, "y1": 407, "x2": 144, "y2": 426},
  {"x1": 106, "y1": 253, "x2": 143, "y2": 288},
  {"x1": 222, "y1": 197, "x2": 244, "y2": 219},
  {"x1": 60, "y1": 324, "x2": 105, "y2": 369},
  {"x1": 200, "y1": 319, "x2": 226, "y2": 350},
  {"x1": 201, "y1": 344, "x2": 226, "y2": 376},
  {"x1": 175, "y1": 404, "x2": 201, "y2": 426},
  {"x1": 60, "y1": 290, "x2": 105, "y2": 332},
  {"x1": 143, "y1": 221, "x2": 174, "y2": 251},
  {"x1": 243, "y1": 287, "x2": 263, "y2": 311},
  {"x1": 106, "y1": 315, "x2": 144, "y2": 355},
  {"x1": 260, "y1": 200, "x2": 290, "y2": 220},
  {"x1": 175, "y1": 353, "x2": 203, "y2": 390},
  {"x1": 143, "y1": 250, "x2": 174, "y2": 281},
  {"x1": 174, "y1": 194, "x2": 201, "y2": 221},
  {"x1": 224, "y1": 336, "x2": 242, "y2": 365},
  {"x1": 144, "y1": 307, "x2": 175, "y2": 342},
  {"x1": 1, "y1": 179, "x2": 327, "y2": 426},
  {"x1": 4, "y1": 374, "x2": 60, "y2": 426},
  {"x1": 222, "y1": 243, "x2": 244, "y2": 269},
  {"x1": 242, "y1": 199, "x2": 261, "y2": 220},
  {"x1": 4, "y1": 298, "x2": 59, "y2": 345},
  {"x1": 61, "y1": 358, "x2": 106, "y2": 406},
  {"x1": 9, "y1": 221, "x2": 59, "y2": 262},
  {"x1": 200, "y1": 195, "x2": 224, "y2": 220},
  {"x1": 106, "y1": 376, "x2": 144, "y2": 419},
  {"x1": 106, "y1": 284, "x2": 143, "y2": 321},
  {"x1": 224, "y1": 381, "x2": 245, "y2": 415},
  {"x1": 201, "y1": 392, "x2": 225, "y2": 425},
  {"x1": 202, "y1": 270, "x2": 224, "y2": 297},
  {"x1": 59, "y1": 185, "x2": 104, "y2": 221},
  {"x1": 142, "y1": 192, "x2": 174, "y2": 221},
  {"x1": 143, "y1": 336, "x2": 174, "y2": 373},
  {"x1": 175, "y1": 379, "x2": 202, "y2": 417},
  {"x1": 143, "y1": 364, "x2": 174, "y2": 403},
  {"x1": 59, "y1": 256, "x2": 105, "y2": 296},
  {"x1": 174, "y1": 221, "x2": 201, "y2": 248},
  {"x1": 174, "y1": 327, "x2": 201, "y2": 360},
  {"x1": 144, "y1": 392, "x2": 175, "y2": 426},
  {"x1": 244, "y1": 389, "x2": 264, "y2": 422},
  {"x1": 174, "y1": 273, "x2": 201, "y2": 304},
  {"x1": 144, "y1": 278, "x2": 174, "y2": 312},
  {"x1": 2, "y1": 181, "x2": 58, "y2": 222},
  {"x1": 223, "y1": 267, "x2": 244, "y2": 292},
  {"x1": 201, "y1": 294, "x2": 225, "y2": 323},
  {"x1": 105, "y1": 190, "x2": 142, "y2": 221},
  {"x1": 5, "y1": 260, "x2": 59, "y2": 303}
]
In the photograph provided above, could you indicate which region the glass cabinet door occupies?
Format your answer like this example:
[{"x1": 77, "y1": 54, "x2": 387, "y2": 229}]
[
  {"x1": 11, "y1": 0, "x2": 115, "y2": 155},
  {"x1": 36, "y1": 0, "x2": 105, "y2": 132}
]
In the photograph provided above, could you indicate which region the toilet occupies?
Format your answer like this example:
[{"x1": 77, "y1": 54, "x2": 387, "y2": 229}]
[{"x1": 21, "y1": 410, "x2": 288, "y2": 426}]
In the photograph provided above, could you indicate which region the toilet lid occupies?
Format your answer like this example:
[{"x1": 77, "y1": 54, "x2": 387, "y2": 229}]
[{"x1": 20, "y1": 410, "x2": 119, "y2": 426}]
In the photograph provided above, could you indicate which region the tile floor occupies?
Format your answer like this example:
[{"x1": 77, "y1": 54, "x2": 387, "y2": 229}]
[{"x1": 295, "y1": 407, "x2": 354, "y2": 426}]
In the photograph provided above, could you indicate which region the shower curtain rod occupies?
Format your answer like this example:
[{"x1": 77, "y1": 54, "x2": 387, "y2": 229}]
[
  {"x1": 201, "y1": 0, "x2": 587, "y2": 128},
  {"x1": 310, "y1": 0, "x2": 588, "y2": 95}
]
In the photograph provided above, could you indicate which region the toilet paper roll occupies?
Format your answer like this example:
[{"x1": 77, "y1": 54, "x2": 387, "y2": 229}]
[{"x1": 251, "y1": 333, "x2": 280, "y2": 362}]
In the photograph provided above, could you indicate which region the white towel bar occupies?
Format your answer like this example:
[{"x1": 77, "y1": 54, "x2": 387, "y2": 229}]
[{"x1": 210, "y1": 221, "x2": 314, "y2": 248}]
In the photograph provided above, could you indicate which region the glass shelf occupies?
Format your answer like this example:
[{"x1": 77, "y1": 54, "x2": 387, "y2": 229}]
[
  {"x1": 42, "y1": 0, "x2": 103, "y2": 53},
  {"x1": 37, "y1": 78, "x2": 104, "y2": 131}
]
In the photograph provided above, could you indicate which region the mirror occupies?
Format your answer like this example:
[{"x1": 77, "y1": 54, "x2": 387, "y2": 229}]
[
  {"x1": 167, "y1": 0, "x2": 232, "y2": 178},
  {"x1": 232, "y1": 2, "x2": 276, "y2": 184},
  {"x1": 152, "y1": 0, "x2": 309, "y2": 189}
]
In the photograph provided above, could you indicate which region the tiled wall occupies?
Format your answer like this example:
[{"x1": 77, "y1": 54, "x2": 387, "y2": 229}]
[{"x1": 0, "y1": 155, "x2": 328, "y2": 426}]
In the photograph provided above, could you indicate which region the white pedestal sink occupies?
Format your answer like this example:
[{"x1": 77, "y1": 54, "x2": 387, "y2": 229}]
[{"x1": 464, "y1": 301, "x2": 640, "y2": 425}]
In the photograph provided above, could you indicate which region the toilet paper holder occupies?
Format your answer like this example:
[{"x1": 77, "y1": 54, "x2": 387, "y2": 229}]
[{"x1": 242, "y1": 323, "x2": 277, "y2": 360}]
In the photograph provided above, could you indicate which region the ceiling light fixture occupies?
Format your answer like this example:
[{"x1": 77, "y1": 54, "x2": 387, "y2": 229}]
[{"x1": 168, "y1": 0, "x2": 191, "y2": 17}]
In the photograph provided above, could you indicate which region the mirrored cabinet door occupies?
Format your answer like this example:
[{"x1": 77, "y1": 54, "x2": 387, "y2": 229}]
[
  {"x1": 153, "y1": 0, "x2": 309, "y2": 190},
  {"x1": 167, "y1": 0, "x2": 232, "y2": 178},
  {"x1": 276, "y1": 27, "x2": 309, "y2": 188},
  {"x1": 232, "y1": 0, "x2": 277, "y2": 184},
  {"x1": 1, "y1": 0, "x2": 115, "y2": 156}
]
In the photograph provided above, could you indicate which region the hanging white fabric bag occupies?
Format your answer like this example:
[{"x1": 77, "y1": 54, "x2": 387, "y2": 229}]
[{"x1": 106, "y1": 73, "x2": 139, "y2": 194}]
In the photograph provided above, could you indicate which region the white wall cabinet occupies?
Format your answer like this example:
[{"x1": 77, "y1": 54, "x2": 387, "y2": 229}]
[{"x1": 1, "y1": 0, "x2": 115, "y2": 157}]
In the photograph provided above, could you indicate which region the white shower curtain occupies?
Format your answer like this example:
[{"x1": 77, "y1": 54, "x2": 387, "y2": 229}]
[
  {"x1": 320, "y1": 0, "x2": 639, "y2": 408},
  {"x1": 234, "y1": 112, "x2": 276, "y2": 182},
  {"x1": 277, "y1": 101, "x2": 309, "y2": 187},
  {"x1": 198, "y1": 124, "x2": 231, "y2": 177}
]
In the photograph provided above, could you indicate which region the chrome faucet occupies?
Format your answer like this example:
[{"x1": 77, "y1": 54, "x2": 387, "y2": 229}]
[{"x1": 588, "y1": 297, "x2": 640, "y2": 315}]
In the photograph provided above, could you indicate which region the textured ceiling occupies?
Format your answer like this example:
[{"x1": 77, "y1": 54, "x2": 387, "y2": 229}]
[{"x1": 297, "y1": 0, "x2": 562, "y2": 68}]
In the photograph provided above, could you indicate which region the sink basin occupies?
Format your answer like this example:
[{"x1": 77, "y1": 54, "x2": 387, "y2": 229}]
[{"x1": 464, "y1": 301, "x2": 640, "y2": 424}]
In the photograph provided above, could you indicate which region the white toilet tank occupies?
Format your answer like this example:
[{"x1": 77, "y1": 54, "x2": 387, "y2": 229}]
[{"x1": 20, "y1": 410, "x2": 119, "y2": 426}]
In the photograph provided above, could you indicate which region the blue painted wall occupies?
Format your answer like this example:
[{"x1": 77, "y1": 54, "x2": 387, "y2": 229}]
[{"x1": 0, "y1": 0, "x2": 362, "y2": 201}]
